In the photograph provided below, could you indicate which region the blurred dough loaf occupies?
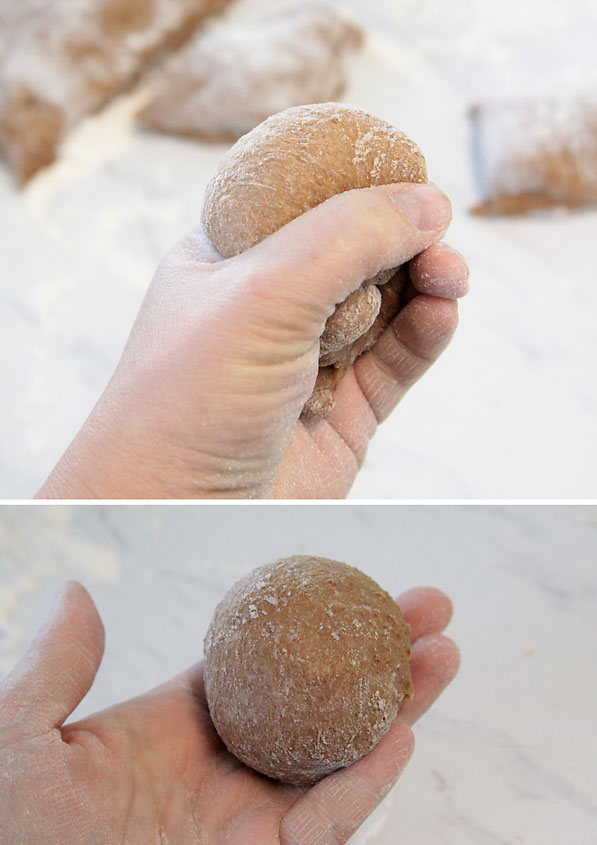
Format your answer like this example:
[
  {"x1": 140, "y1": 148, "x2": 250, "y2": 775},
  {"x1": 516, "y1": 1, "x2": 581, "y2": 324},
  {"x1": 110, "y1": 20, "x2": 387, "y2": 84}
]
[
  {"x1": 471, "y1": 97, "x2": 597, "y2": 215},
  {"x1": 139, "y1": 4, "x2": 363, "y2": 141},
  {"x1": 0, "y1": 0, "x2": 232, "y2": 184}
]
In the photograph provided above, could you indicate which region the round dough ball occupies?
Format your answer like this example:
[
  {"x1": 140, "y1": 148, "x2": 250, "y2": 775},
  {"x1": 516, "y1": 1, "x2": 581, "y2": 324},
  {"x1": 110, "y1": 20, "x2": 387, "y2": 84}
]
[
  {"x1": 204, "y1": 555, "x2": 413, "y2": 785},
  {"x1": 201, "y1": 103, "x2": 427, "y2": 416}
]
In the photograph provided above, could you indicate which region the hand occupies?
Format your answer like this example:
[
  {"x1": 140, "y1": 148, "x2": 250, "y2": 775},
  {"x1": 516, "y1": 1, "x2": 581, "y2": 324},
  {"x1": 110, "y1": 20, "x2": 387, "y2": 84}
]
[
  {"x1": 0, "y1": 581, "x2": 459, "y2": 845},
  {"x1": 37, "y1": 183, "x2": 468, "y2": 499}
]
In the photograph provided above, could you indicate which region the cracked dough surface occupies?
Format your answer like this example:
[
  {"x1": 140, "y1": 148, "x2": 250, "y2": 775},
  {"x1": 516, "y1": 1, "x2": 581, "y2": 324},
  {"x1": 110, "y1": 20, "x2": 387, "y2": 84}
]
[{"x1": 204, "y1": 555, "x2": 413, "y2": 784}]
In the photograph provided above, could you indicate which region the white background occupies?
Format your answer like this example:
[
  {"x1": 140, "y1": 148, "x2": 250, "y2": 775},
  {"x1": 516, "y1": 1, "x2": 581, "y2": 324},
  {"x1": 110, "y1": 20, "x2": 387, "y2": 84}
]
[
  {"x1": 0, "y1": 0, "x2": 596, "y2": 498},
  {"x1": 1, "y1": 504, "x2": 595, "y2": 843}
]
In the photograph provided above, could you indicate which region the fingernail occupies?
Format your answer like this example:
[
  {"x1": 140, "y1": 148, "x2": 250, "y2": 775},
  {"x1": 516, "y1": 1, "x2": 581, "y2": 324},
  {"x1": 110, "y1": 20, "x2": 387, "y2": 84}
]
[{"x1": 390, "y1": 184, "x2": 452, "y2": 231}]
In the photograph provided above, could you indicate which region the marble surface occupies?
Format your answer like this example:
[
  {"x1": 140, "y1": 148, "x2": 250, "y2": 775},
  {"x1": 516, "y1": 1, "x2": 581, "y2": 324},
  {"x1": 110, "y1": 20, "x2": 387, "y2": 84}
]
[
  {"x1": 1, "y1": 0, "x2": 597, "y2": 498},
  {"x1": 0, "y1": 504, "x2": 596, "y2": 843}
]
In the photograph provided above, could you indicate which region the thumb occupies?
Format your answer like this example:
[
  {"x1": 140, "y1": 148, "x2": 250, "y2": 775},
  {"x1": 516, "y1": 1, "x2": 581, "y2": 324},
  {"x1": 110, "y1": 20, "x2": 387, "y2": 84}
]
[
  {"x1": 230, "y1": 182, "x2": 452, "y2": 322},
  {"x1": 0, "y1": 581, "x2": 105, "y2": 736}
]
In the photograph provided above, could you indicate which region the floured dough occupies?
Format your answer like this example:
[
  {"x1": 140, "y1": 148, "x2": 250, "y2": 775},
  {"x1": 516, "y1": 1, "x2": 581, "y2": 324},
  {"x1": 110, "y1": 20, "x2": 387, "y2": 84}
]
[
  {"x1": 139, "y1": 4, "x2": 363, "y2": 141},
  {"x1": 204, "y1": 555, "x2": 413, "y2": 784},
  {"x1": 0, "y1": 0, "x2": 233, "y2": 184},
  {"x1": 202, "y1": 102, "x2": 427, "y2": 416},
  {"x1": 471, "y1": 97, "x2": 597, "y2": 215}
]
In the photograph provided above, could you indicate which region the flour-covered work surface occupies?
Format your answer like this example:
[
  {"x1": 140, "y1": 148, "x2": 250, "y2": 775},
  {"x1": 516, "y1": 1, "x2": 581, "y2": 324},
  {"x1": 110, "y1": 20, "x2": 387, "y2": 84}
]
[
  {"x1": 0, "y1": 0, "x2": 596, "y2": 498},
  {"x1": 0, "y1": 505, "x2": 595, "y2": 843}
]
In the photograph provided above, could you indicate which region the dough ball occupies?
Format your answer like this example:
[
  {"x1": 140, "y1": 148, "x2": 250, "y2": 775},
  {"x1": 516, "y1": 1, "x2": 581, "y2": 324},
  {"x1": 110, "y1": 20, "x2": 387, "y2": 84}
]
[
  {"x1": 204, "y1": 555, "x2": 413, "y2": 785},
  {"x1": 139, "y1": 4, "x2": 363, "y2": 141},
  {"x1": 201, "y1": 102, "x2": 427, "y2": 416}
]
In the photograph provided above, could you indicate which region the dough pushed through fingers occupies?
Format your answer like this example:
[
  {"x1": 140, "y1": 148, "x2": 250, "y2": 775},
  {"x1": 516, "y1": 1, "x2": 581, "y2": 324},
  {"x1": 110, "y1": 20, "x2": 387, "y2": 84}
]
[{"x1": 201, "y1": 102, "x2": 452, "y2": 416}]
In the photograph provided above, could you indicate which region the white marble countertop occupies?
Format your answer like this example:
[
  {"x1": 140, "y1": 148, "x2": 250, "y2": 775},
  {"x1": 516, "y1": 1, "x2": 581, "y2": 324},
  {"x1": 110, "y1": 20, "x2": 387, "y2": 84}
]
[
  {"x1": 0, "y1": 504, "x2": 595, "y2": 843},
  {"x1": 1, "y1": 0, "x2": 597, "y2": 499}
]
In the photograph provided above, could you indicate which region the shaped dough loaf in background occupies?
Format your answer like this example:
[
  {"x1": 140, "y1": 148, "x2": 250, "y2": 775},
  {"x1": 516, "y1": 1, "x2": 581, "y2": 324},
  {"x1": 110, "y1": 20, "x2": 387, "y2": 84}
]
[
  {"x1": 471, "y1": 97, "x2": 597, "y2": 215},
  {"x1": 139, "y1": 3, "x2": 363, "y2": 141},
  {"x1": 0, "y1": 0, "x2": 233, "y2": 184}
]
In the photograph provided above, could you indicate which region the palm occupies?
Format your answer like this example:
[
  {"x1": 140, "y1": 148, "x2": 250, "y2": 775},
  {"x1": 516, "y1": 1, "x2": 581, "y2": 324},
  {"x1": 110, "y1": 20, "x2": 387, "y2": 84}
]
[
  {"x1": 1, "y1": 583, "x2": 459, "y2": 844},
  {"x1": 275, "y1": 412, "x2": 365, "y2": 500},
  {"x1": 166, "y1": 230, "x2": 460, "y2": 500},
  {"x1": 64, "y1": 666, "x2": 304, "y2": 843}
]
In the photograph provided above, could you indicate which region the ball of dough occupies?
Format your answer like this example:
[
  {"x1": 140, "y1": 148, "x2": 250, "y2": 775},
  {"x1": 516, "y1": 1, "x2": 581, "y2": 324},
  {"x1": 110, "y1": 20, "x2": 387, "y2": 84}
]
[
  {"x1": 201, "y1": 102, "x2": 427, "y2": 416},
  {"x1": 203, "y1": 555, "x2": 413, "y2": 785}
]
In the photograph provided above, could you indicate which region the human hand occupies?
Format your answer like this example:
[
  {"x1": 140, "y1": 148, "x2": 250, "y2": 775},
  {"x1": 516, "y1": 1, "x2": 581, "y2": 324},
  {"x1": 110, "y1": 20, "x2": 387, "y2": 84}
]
[
  {"x1": 38, "y1": 183, "x2": 468, "y2": 499},
  {"x1": 0, "y1": 582, "x2": 459, "y2": 844}
]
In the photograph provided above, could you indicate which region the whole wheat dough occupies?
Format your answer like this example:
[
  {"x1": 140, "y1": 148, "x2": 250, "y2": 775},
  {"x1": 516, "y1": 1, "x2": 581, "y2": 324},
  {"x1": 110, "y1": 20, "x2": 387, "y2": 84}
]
[
  {"x1": 139, "y1": 4, "x2": 363, "y2": 141},
  {"x1": 202, "y1": 102, "x2": 427, "y2": 416},
  {"x1": 204, "y1": 555, "x2": 413, "y2": 784},
  {"x1": 0, "y1": 0, "x2": 233, "y2": 184},
  {"x1": 471, "y1": 97, "x2": 597, "y2": 215}
]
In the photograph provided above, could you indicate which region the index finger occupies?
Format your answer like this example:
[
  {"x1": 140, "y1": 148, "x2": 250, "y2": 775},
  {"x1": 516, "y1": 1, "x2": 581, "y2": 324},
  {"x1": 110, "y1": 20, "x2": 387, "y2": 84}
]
[{"x1": 397, "y1": 586, "x2": 454, "y2": 642}]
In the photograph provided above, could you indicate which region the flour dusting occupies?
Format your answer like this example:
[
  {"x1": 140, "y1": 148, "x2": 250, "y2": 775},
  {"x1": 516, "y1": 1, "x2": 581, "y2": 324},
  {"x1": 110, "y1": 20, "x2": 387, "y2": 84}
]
[{"x1": 204, "y1": 555, "x2": 412, "y2": 784}]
